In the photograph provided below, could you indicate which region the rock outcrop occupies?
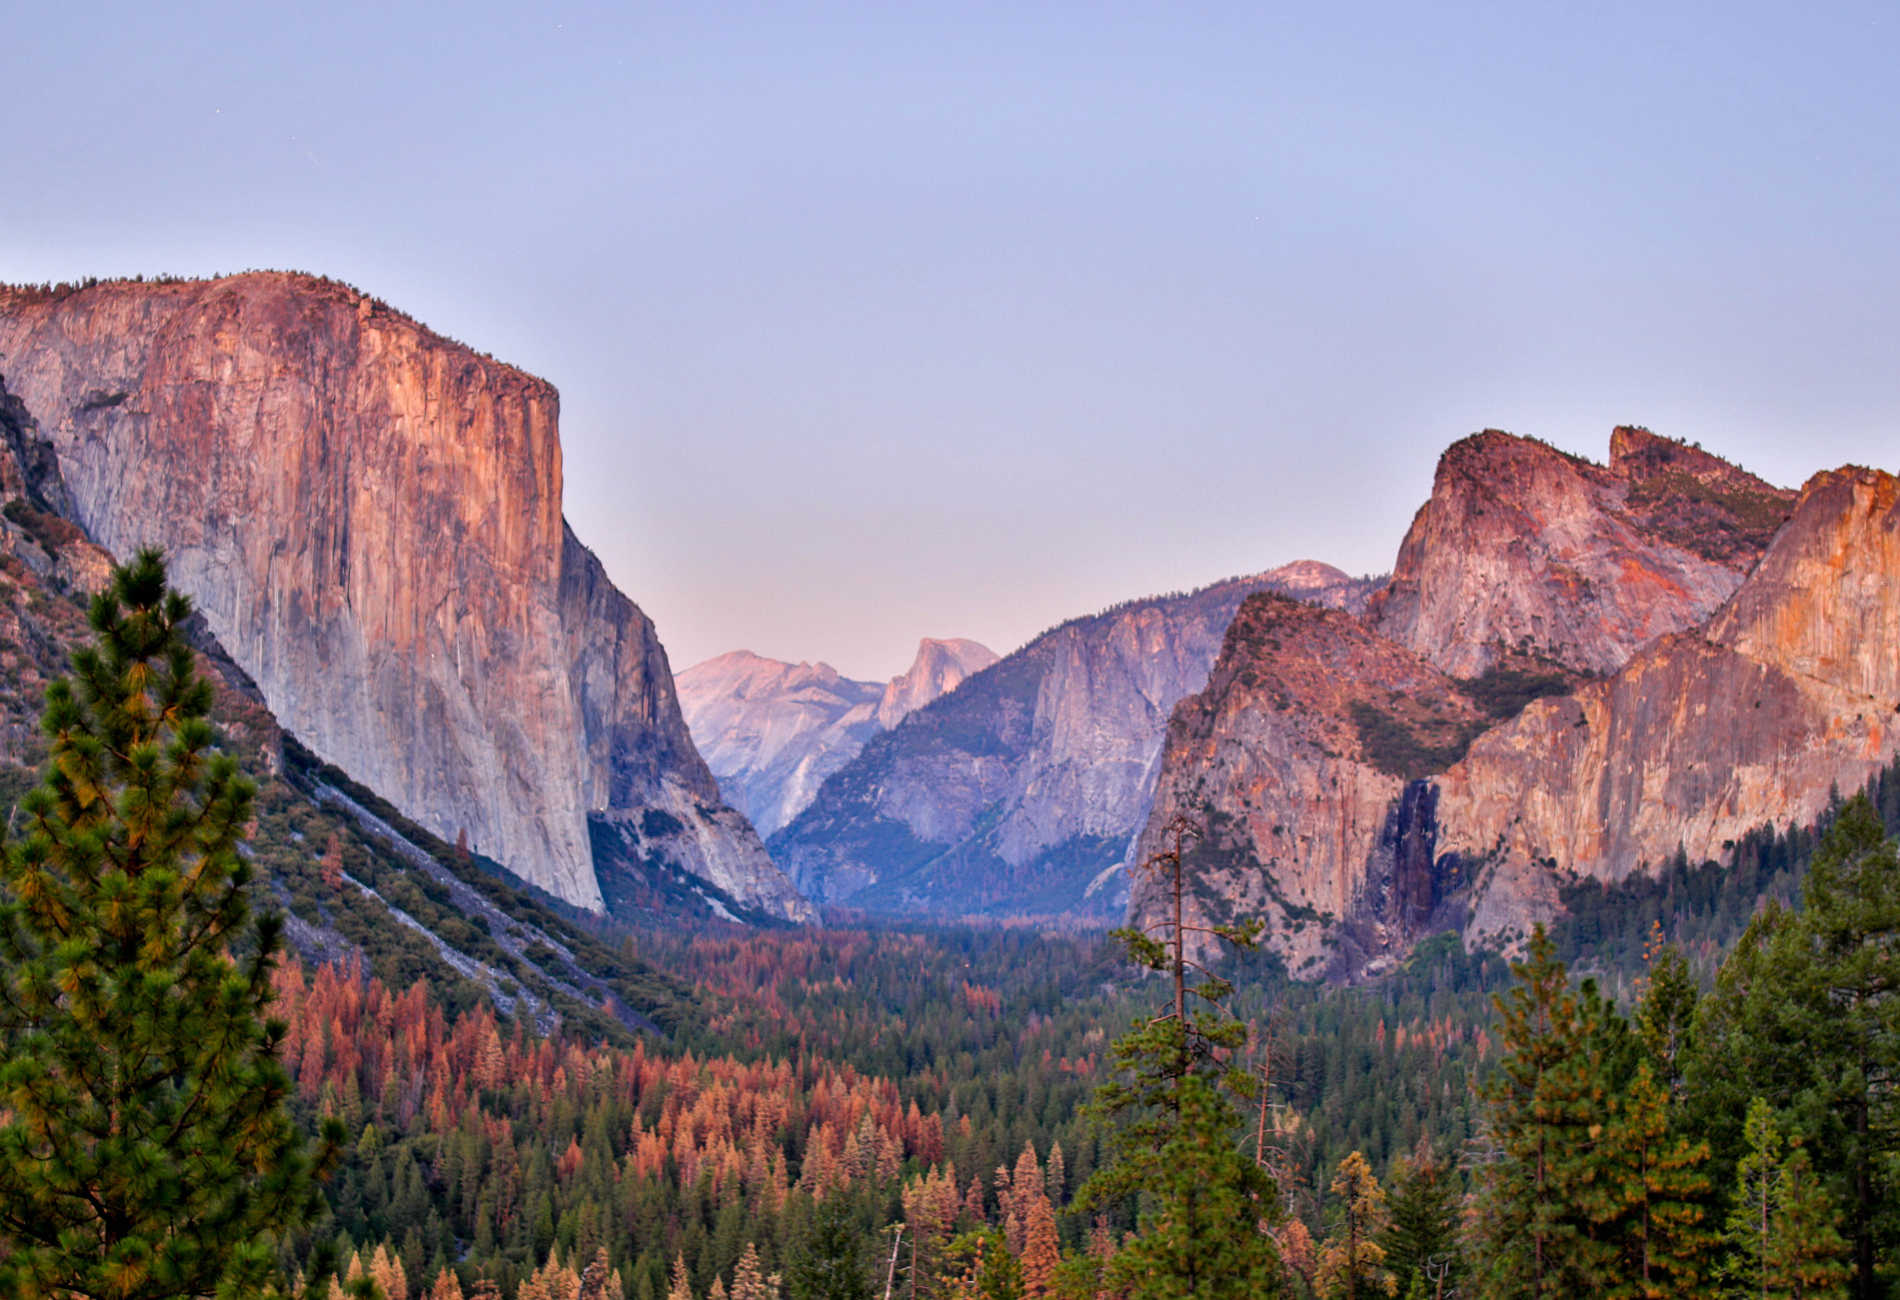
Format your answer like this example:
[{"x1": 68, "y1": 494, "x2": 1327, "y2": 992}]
[
  {"x1": 1438, "y1": 465, "x2": 1900, "y2": 946},
  {"x1": 771, "y1": 563, "x2": 1383, "y2": 917},
  {"x1": 1367, "y1": 429, "x2": 1794, "y2": 676},
  {"x1": 679, "y1": 637, "x2": 996, "y2": 837},
  {"x1": 679, "y1": 653, "x2": 884, "y2": 837},
  {"x1": 0, "y1": 274, "x2": 807, "y2": 920},
  {"x1": 0, "y1": 375, "x2": 119, "y2": 770},
  {"x1": 1129, "y1": 593, "x2": 1486, "y2": 975},
  {"x1": 877, "y1": 638, "x2": 998, "y2": 729},
  {"x1": 1129, "y1": 429, "x2": 1894, "y2": 977}
]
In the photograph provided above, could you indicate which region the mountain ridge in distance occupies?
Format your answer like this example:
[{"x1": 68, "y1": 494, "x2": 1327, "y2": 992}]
[
  {"x1": 678, "y1": 637, "x2": 999, "y2": 837},
  {"x1": 767, "y1": 561, "x2": 1383, "y2": 919}
]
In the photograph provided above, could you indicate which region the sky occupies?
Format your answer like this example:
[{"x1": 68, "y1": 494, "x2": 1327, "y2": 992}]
[{"x1": 4, "y1": 3, "x2": 1898, "y2": 680}]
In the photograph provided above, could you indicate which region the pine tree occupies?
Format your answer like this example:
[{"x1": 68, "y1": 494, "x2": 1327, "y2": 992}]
[
  {"x1": 902, "y1": 1166, "x2": 962, "y2": 1299},
  {"x1": 1725, "y1": 1098, "x2": 1787, "y2": 1298},
  {"x1": 1075, "y1": 817, "x2": 1283, "y2": 1299},
  {"x1": 1768, "y1": 1149, "x2": 1851, "y2": 1300},
  {"x1": 1020, "y1": 1194, "x2": 1060, "y2": 1299},
  {"x1": 785, "y1": 1194, "x2": 871, "y2": 1300},
  {"x1": 1782, "y1": 794, "x2": 1900, "y2": 1298},
  {"x1": 1684, "y1": 794, "x2": 1900, "y2": 1298},
  {"x1": 0, "y1": 549, "x2": 343, "y2": 1299},
  {"x1": 1044, "y1": 1143, "x2": 1066, "y2": 1209},
  {"x1": 1007, "y1": 1143, "x2": 1043, "y2": 1257},
  {"x1": 1316, "y1": 1152, "x2": 1393, "y2": 1300},
  {"x1": 1469, "y1": 925, "x2": 1621, "y2": 1298},
  {"x1": 730, "y1": 1243, "x2": 778, "y2": 1300},
  {"x1": 321, "y1": 832, "x2": 345, "y2": 890},
  {"x1": 668, "y1": 1252, "x2": 695, "y2": 1300},
  {"x1": 579, "y1": 1249, "x2": 617, "y2": 1300},
  {"x1": 939, "y1": 1230, "x2": 1022, "y2": 1300},
  {"x1": 371, "y1": 1244, "x2": 410, "y2": 1300},
  {"x1": 1634, "y1": 932, "x2": 1697, "y2": 1105},
  {"x1": 1589, "y1": 1066, "x2": 1716, "y2": 1299},
  {"x1": 1102, "y1": 1074, "x2": 1284, "y2": 1300},
  {"x1": 1378, "y1": 1145, "x2": 1460, "y2": 1297}
]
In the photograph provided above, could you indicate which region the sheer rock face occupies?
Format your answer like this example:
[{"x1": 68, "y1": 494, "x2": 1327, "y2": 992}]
[
  {"x1": 0, "y1": 274, "x2": 804, "y2": 918},
  {"x1": 557, "y1": 527, "x2": 811, "y2": 920},
  {"x1": 1440, "y1": 466, "x2": 1900, "y2": 946},
  {"x1": 0, "y1": 376, "x2": 119, "y2": 769},
  {"x1": 679, "y1": 637, "x2": 996, "y2": 838},
  {"x1": 1127, "y1": 594, "x2": 1485, "y2": 976},
  {"x1": 1368, "y1": 429, "x2": 1795, "y2": 677},
  {"x1": 0, "y1": 375, "x2": 115, "y2": 598},
  {"x1": 1129, "y1": 429, "x2": 1889, "y2": 977},
  {"x1": 770, "y1": 563, "x2": 1384, "y2": 918}
]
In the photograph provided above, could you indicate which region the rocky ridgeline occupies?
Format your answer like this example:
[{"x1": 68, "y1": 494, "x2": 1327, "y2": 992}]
[
  {"x1": 1367, "y1": 427, "x2": 1794, "y2": 676},
  {"x1": 1131, "y1": 429, "x2": 1899, "y2": 978},
  {"x1": 768, "y1": 562, "x2": 1383, "y2": 918},
  {"x1": 5, "y1": 270, "x2": 1866, "y2": 964},
  {"x1": 0, "y1": 274, "x2": 809, "y2": 922},
  {"x1": 1441, "y1": 466, "x2": 1900, "y2": 948},
  {"x1": 677, "y1": 638, "x2": 998, "y2": 837}
]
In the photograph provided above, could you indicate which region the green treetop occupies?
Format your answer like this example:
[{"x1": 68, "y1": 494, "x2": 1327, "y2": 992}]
[
  {"x1": 1077, "y1": 816, "x2": 1284, "y2": 1299},
  {"x1": 1378, "y1": 1144, "x2": 1461, "y2": 1298},
  {"x1": 1470, "y1": 925, "x2": 1629, "y2": 1298},
  {"x1": 1723, "y1": 1097, "x2": 1851, "y2": 1300},
  {"x1": 0, "y1": 548, "x2": 341, "y2": 1299},
  {"x1": 1685, "y1": 793, "x2": 1900, "y2": 1299},
  {"x1": 1634, "y1": 929, "x2": 1698, "y2": 1107}
]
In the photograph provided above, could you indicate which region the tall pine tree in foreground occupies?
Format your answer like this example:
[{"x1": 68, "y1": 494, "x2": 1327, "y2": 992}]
[
  {"x1": 1474, "y1": 927, "x2": 1721, "y2": 1299},
  {"x1": 1471, "y1": 926, "x2": 1597, "y2": 1297},
  {"x1": 1076, "y1": 816, "x2": 1283, "y2": 1299},
  {"x1": 0, "y1": 549, "x2": 341, "y2": 1299}
]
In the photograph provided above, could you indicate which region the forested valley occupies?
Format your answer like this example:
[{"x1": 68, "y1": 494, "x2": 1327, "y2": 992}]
[
  {"x1": 263, "y1": 760, "x2": 1900, "y2": 1300},
  {"x1": 7, "y1": 553, "x2": 1900, "y2": 1300}
]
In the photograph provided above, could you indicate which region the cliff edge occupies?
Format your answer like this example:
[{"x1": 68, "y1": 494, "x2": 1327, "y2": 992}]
[{"x1": 0, "y1": 273, "x2": 808, "y2": 920}]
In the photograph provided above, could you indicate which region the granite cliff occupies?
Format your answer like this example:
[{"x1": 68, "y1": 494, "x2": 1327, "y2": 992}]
[
  {"x1": 0, "y1": 375, "x2": 120, "y2": 772},
  {"x1": 1367, "y1": 428, "x2": 1794, "y2": 676},
  {"x1": 1132, "y1": 429, "x2": 1883, "y2": 977},
  {"x1": 1440, "y1": 465, "x2": 1900, "y2": 947},
  {"x1": 771, "y1": 562, "x2": 1382, "y2": 917},
  {"x1": 1129, "y1": 592, "x2": 1488, "y2": 975},
  {"x1": 0, "y1": 274, "x2": 808, "y2": 921},
  {"x1": 0, "y1": 373, "x2": 726, "y2": 1031},
  {"x1": 678, "y1": 637, "x2": 996, "y2": 837},
  {"x1": 878, "y1": 637, "x2": 999, "y2": 729}
]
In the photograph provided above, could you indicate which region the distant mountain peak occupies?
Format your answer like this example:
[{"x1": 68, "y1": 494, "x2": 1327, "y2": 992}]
[
  {"x1": 770, "y1": 563, "x2": 1382, "y2": 920},
  {"x1": 878, "y1": 637, "x2": 999, "y2": 729},
  {"x1": 678, "y1": 635, "x2": 997, "y2": 838}
]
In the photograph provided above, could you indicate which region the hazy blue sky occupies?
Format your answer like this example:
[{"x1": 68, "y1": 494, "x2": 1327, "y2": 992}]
[{"x1": 5, "y1": 2, "x2": 1897, "y2": 679}]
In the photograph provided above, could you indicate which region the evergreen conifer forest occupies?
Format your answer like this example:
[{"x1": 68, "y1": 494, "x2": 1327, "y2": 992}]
[{"x1": 8, "y1": 557, "x2": 1900, "y2": 1299}]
